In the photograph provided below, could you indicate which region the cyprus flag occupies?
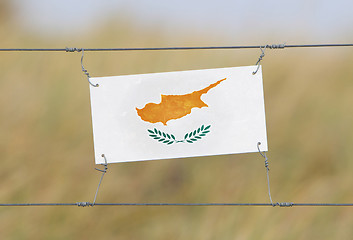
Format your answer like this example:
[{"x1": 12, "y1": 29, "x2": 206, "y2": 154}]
[{"x1": 89, "y1": 66, "x2": 268, "y2": 164}]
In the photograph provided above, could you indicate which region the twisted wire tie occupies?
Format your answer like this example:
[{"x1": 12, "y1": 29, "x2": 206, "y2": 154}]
[
  {"x1": 252, "y1": 46, "x2": 266, "y2": 75},
  {"x1": 65, "y1": 47, "x2": 99, "y2": 87},
  {"x1": 76, "y1": 202, "x2": 92, "y2": 207},
  {"x1": 266, "y1": 44, "x2": 286, "y2": 49},
  {"x1": 275, "y1": 202, "x2": 294, "y2": 207},
  {"x1": 65, "y1": 47, "x2": 82, "y2": 52},
  {"x1": 257, "y1": 142, "x2": 274, "y2": 205},
  {"x1": 252, "y1": 43, "x2": 285, "y2": 74},
  {"x1": 92, "y1": 154, "x2": 108, "y2": 206}
]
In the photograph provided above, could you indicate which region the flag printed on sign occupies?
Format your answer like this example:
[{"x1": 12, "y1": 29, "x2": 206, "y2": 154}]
[
  {"x1": 89, "y1": 66, "x2": 268, "y2": 164},
  {"x1": 136, "y1": 78, "x2": 226, "y2": 144}
]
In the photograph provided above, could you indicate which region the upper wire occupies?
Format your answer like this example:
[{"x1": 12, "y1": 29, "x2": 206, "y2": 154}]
[{"x1": 1, "y1": 43, "x2": 353, "y2": 52}]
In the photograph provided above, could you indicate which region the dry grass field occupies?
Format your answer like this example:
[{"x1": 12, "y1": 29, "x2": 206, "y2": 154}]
[{"x1": 1, "y1": 8, "x2": 353, "y2": 239}]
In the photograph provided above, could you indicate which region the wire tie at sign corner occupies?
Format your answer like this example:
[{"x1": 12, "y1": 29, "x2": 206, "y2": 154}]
[
  {"x1": 80, "y1": 49, "x2": 99, "y2": 87},
  {"x1": 252, "y1": 43, "x2": 285, "y2": 75},
  {"x1": 257, "y1": 142, "x2": 273, "y2": 205},
  {"x1": 257, "y1": 142, "x2": 270, "y2": 170},
  {"x1": 65, "y1": 47, "x2": 99, "y2": 87},
  {"x1": 76, "y1": 155, "x2": 109, "y2": 208},
  {"x1": 92, "y1": 154, "x2": 109, "y2": 206},
  {"x1": 252, "y1": 46, "x2": 267, "y2": 75},
  {"x1": 95, "y1": 154, "x2": 108, "y2": 173}
]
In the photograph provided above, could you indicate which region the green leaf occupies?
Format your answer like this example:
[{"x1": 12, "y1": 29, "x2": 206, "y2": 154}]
[
  {"x1": 197, "y1": 128, "x2": 200, "y2": 133},
  {"x1": 163, "y1": 132, "x2": 166, "y2": 138},
  {"x1": 163, "y1": 140, "x2": 169, "y2": 143},
  {"x1": 154, "y1": 137, "x2": 160, "y2": 140},
  {"x1": 158, "y1": 138, "x2": 165, "y2": 142},
  {"x1": 191, "y1": 138, "x2": 197, "y2": 141},
  {"x1": 199, "y1": 134, "x2": 206, "y2": 136},
  {"x1": 193, "y1": 130, "x2": 197, "y2": 136},
  {"x1": 184, "y1": 133, "x2": 188, "y2": 139},
  {"x1": 167, "y1": 141, "x2": 174, "y2": 145},
  {"x1": 186, "y1": 140, "x2": 193, "y2": 143},
  {"x1": 149, "y1": 134, "x2": 157, "y2": 137},
  {"x1": 204, "y1": 125, "x2": 211, "y2": 130},
  {"x1": 171, "y1": 134, "x2": 176, "y2": 140},
  {"x1": 189, "y1": 132, "x2": 193, "y2": 138},
  {"x1": 154, "y1": 128, "x2": 158, "y2": 134},
  {"x1": 203, "y1": 131, "x2": 210, "y2": 134},
  {"x1": 201, "y1": 125, "x2": 204, "y2": 131},
  {"x1": 148, "y1": 129, "x2": 154, "y2": 134},
  {"x1": 195, "y1": 136, "x2": 201, "y2": 139},
  {"x1": 166, "y1": 134, "x2": 171, "y2": 139},
  {"x1": 158, "y1": 130, "x2": 162, "y2": 136}
]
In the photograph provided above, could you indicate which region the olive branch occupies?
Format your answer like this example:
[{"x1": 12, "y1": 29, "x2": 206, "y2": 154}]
[
  {"x1": 147, "y1": 128, "x2": 176, "y2": 145},
  {"x1": 182, "y1": 124, "x2": 211, "y2": 143},
  {"x1": 147, "y1": 125, "x2": 211, "y2": 145}
]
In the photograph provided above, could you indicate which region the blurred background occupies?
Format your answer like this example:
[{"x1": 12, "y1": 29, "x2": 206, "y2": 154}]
[{"x1": 1, "y1": 0, "x2": 353, "y2": 239}]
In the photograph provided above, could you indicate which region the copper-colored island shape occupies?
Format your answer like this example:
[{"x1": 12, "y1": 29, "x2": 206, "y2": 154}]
[{"x1": 136, "y1": 78, "x2": 226, "y2": 125}]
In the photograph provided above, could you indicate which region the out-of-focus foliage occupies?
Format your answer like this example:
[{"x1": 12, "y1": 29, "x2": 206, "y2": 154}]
[{"x1": 1, "y1": 1, "x2": 353, "y2": 239}]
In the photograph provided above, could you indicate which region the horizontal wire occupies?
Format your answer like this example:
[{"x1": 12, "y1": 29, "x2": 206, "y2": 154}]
[
  {"x1": 0, "y1": 203, "x2": 77, "y2": 206},
  {"x1": 1, "y1": 202, "x2": 353, "y2": 207},
  {"x1": 0, "y1": 44, "x2": 353, "y2": 52}
]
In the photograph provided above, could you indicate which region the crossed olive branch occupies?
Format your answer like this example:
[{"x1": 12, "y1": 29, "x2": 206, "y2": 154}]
[{"x1": 147, "y1": 125, "x2": 211, "y2": 145}]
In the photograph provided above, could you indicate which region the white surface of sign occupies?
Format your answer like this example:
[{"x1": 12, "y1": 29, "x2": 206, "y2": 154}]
[{"x1": 89, "y1": 66, "x2": 268, "y2": 164}]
